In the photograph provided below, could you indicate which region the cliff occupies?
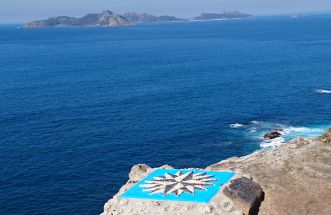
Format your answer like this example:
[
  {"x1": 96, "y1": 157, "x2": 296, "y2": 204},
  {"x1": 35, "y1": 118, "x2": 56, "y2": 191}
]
[
  {"x1": 25, "y1": 10, "x2": 185, "y2": 28},
  {"x1": 102, "y1": 131, "x2": 331, "y2": 215}
]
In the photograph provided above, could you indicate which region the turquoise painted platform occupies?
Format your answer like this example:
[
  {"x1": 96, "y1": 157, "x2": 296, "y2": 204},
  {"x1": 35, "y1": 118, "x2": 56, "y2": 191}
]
[{"x1": 120, "y1": 169, "x2": 235, "y2": 203}]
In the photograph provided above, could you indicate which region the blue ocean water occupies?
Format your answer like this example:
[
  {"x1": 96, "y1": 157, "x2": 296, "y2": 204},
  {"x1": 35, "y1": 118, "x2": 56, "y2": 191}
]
[{"x1": 1, "y1": 15, "x2": 331, "y2": 214}]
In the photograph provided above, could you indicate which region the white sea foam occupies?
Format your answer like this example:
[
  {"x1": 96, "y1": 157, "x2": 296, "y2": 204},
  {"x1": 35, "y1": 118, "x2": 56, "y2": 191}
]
[
  {"x1": 234, "y1": 120, "x2": 330, "y2": 149},
  {"x1": 229, "y1": 123, "x2": 245, "y2": 128},
  {"x1": 259, "y1": 125, "x2": 325, "y2": 148},
  {"x1": 260, "y1": 137, "x2": 286, "y2": 148},
  {"x1": 282, "y1": 126, "x2": 323, "y2": 135},
  {"x1": 316, "y1": 89, "x2": 331, "y2": 94},
  {"x1": 248, "y1": 127, "x2": 257, "y2": 133},
  {"x1": 251, "y1": 120, "x2": 263, "y2": 124}
]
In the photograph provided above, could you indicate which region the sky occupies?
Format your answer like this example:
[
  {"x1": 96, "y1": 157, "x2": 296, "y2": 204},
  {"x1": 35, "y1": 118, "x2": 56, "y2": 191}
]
[{"x1": 1, "y1": 0, "x2": 331, "y2": 23}]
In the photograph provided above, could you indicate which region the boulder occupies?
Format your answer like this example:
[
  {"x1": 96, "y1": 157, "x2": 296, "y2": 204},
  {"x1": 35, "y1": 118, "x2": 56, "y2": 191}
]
[
  {"x1": 128, "y1": 164, "x2": 152, "y2": 183},
  {"x1": 223, "y1": 177, "x2": 263, "y2": 215}
]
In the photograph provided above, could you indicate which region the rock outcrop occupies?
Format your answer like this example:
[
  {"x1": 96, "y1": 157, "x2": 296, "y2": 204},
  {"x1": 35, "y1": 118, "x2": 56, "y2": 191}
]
[
  {"x1": 103, "y1": 165, "x2": 262, "y2": 215},
  {"x1": 319, "y1": 128, "x2": 331, "y2": 144},
  {"x1": 25, "y1": 10, "x2": 185, "y2": 28},
  {"x1": 223, "y1": 177, "x2": 263, "y2": 215},
  {"x1": 263, "y1": 131, "x2": 282, "y2": 139},
  {"x1": 208, "y1": 138, "x2": 331, "y2": 215},
  {"x1": 102, "y1": 131, "x2": 331, "y2": 215}
]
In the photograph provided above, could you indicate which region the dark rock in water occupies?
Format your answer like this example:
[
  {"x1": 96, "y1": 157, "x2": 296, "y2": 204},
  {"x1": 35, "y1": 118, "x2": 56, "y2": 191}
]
[
  {"x1": 263, "y1": 131, "x2": 282, "y2": 139},
  {"x1": 224, "y1": 177, "x2": 263, "y2": 215},
  {"x1": 25, "y1": 10, "x2": 185, "y2": 28}
]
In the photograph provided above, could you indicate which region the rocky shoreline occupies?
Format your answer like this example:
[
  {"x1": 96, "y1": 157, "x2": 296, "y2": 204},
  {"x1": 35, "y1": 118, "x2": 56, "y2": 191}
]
[{"x1": 102, "y1": 130, "x2": 331, "y2": 215}]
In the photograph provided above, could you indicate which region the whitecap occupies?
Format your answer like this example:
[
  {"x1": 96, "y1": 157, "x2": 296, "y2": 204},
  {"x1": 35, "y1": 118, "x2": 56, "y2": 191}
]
[
  {"x1": 229, "y1": 123, "x2": 245, "y2": 128},
  {"x1": 316, "y1": 89, "x2": 331, "y2": 94}
]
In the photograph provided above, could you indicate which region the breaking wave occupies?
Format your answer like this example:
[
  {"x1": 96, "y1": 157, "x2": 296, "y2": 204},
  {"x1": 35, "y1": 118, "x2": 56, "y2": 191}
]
[
  {"x1": 259, "y1": 126, "x2": 325, "y2": 148},
  {"x1": 229, "y1": 123, "x2": 245, "y2": 128},
  {"x1": 316, "y1": 89, "x2": 331, "y2": 94},
  {"x1": 229, "y1": 120, "x2": 330, "y2": 149},
  {"x1": 260, "y1": 137, "x2": 286, "y2": 148}
]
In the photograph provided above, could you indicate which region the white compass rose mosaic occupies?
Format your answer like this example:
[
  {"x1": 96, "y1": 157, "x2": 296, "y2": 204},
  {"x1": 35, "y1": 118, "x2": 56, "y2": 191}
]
[{"x1": 120, "y1": 169, "x2": 235, "y2": 203}]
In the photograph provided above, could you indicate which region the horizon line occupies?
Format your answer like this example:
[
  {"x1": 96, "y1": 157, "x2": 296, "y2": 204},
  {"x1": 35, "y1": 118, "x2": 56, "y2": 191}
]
[{"x1": 1, "y1": 10, "x2": 331, "y2": 25}]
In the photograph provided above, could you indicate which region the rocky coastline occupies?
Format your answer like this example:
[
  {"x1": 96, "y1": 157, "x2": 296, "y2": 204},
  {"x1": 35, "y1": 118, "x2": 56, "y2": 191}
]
[{"x1": 102, "y1": 129, "x2": 331, "y2": 215}]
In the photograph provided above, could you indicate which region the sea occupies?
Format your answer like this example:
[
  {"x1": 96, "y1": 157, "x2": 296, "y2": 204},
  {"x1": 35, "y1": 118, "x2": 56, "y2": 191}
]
[{"x1": 1, "y1": 15, "x2": 331, "y2": 214}]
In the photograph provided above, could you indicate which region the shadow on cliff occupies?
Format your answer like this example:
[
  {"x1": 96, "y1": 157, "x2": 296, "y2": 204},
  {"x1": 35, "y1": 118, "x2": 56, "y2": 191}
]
[{"x1": 250, "y1": 191, "x2": 265, "y2": 215}]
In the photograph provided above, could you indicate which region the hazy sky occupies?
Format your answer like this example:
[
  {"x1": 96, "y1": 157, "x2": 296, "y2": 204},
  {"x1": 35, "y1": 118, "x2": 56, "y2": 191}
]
[{"x1": 1, "y1": 0, "x2": 331, "y2": 23}]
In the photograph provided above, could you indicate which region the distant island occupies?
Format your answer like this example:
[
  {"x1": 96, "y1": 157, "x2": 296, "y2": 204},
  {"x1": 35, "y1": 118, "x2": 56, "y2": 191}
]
[
  {"x1": 193, "y1": 10, "x2": 252, "y2": 20},
  {"x1": 25, "y1": 10, "x2": 252, "y2": 28},
  {"x1": 25, "y1": 10, "x2": 184, "y2": 28}
]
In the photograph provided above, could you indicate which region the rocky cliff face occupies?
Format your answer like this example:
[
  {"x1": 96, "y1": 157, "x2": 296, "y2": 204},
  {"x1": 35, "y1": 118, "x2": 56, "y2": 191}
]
[
  {"x1": 208, "y1": 138, "x2": 331, "y2": 215},
  {"x1": 25, "y1": 10, "x2": 184, "y2": 28},
  {"x1": 102, "y1": 131, "x2": 331, "y2": 215}
]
